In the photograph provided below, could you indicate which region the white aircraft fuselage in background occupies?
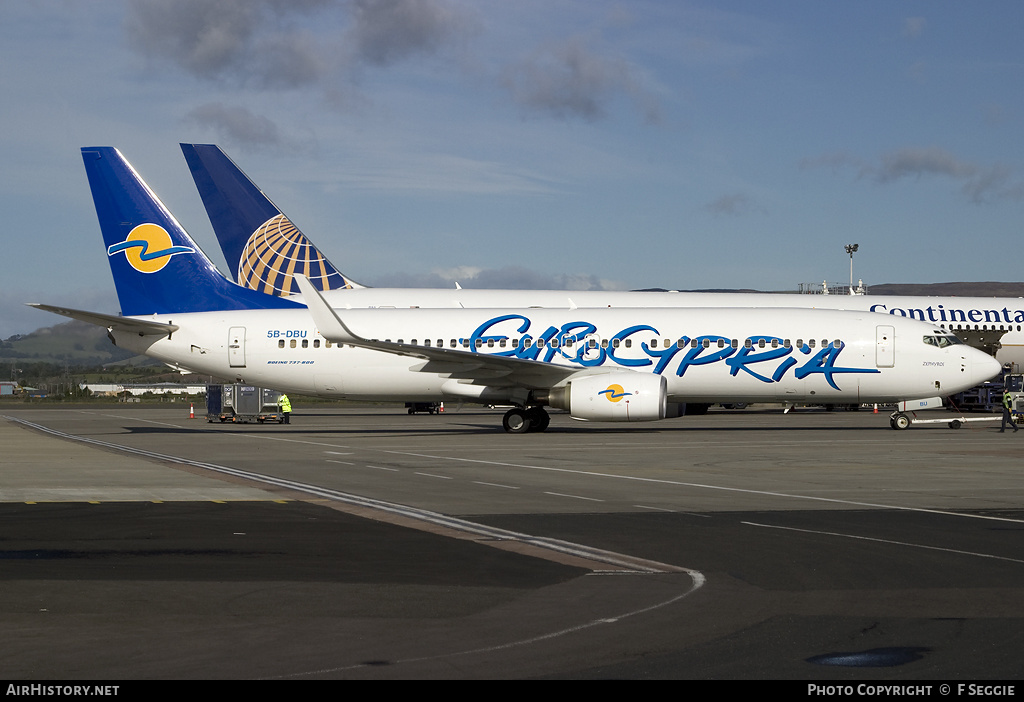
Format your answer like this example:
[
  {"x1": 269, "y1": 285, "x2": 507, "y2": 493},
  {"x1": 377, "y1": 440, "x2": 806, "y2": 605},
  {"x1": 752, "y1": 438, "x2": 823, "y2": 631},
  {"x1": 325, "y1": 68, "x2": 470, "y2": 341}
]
[
  {"x1": 179, "y1": 144, "x2": 1024, "y2": 374},
  {"x1": 280, "y1": 287, "x2": 1024, "y2": 373}
]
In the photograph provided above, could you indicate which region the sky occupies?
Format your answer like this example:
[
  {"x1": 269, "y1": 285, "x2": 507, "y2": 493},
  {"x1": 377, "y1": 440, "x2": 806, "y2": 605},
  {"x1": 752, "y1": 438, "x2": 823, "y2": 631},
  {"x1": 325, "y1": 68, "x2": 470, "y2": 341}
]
[{"x1": 2, "y1": 0, "x2": 1023, "y2": 339}]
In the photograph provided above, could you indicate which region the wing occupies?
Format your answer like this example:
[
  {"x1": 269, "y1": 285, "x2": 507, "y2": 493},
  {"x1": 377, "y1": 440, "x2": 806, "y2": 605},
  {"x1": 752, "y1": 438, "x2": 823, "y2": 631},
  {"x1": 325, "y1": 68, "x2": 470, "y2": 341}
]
[{"x1": 292, "y1": 275, "x2": 599, "y2": 390}]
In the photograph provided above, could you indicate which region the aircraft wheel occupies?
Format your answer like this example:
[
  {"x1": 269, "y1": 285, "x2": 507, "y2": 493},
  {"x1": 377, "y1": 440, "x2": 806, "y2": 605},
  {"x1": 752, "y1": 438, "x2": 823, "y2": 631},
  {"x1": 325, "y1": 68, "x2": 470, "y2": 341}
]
[
  {"x1": 892, "y1": 412, "x2": 911, "y2": 430},
  {"x1": 502, "y1": 408, "x2": 532, "y2": 434},
  {"x1": 526, "y1": 407, "x2": 550, "y2": 432}
]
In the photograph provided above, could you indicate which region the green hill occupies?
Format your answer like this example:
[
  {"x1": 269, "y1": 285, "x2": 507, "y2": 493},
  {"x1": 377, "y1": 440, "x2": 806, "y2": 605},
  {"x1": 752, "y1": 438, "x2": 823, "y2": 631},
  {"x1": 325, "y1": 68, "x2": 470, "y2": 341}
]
[{"x1": 0, "y1": 320, "x2": 143, "y2": 366}]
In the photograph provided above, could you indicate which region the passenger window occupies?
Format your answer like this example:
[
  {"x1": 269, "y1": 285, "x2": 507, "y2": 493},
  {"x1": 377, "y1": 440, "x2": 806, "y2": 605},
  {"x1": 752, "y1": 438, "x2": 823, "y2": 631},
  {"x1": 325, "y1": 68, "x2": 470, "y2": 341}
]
[
  {"x1": 702, "y1": 339, "x2": 710, "y2": 348},
  {"x1": 744, "y1": 339, "x2": 752, "y2": 349},
  {"x1": 302, "y1": 339, "x2": 308, "y2": 348},
  {"x1": 290, "y1": 339, "x2": 296, "y2": 348},
  {"x1": 313, "y1": 339, "x2": 320, "y2": 348}
]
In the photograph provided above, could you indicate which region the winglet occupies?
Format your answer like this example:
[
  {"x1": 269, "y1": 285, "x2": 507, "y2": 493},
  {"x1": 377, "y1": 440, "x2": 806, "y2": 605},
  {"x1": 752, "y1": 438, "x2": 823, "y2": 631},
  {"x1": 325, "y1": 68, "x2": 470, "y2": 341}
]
[{"x1": 292, "y1": 275, "x2": 360, "y2": 344}]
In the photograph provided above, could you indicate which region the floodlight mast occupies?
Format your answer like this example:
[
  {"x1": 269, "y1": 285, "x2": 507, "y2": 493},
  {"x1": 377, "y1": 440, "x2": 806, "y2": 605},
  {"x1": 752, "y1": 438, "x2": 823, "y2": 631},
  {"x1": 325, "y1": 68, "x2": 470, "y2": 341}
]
[{"x1": 845, "y1": 244, "x2": 859, "y2": 295}]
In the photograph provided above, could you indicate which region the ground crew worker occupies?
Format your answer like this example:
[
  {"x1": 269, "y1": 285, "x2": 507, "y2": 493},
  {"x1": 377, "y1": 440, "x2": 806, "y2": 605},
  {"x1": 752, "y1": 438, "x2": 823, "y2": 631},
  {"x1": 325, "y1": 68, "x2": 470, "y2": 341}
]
[
  {"x1": 278, "y1": 393, "x2": 292, "y2": 424},
  {"x1": 1000, "y1": 390, "x2": 1018, "y2": 433}
]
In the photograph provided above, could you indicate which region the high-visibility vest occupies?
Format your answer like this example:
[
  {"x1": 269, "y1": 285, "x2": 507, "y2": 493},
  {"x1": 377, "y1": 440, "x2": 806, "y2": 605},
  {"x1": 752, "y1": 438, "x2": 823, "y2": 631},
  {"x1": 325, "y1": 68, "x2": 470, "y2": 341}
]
[{"x1": 278, "y1": 395, "x2": 292, "y2": 412}]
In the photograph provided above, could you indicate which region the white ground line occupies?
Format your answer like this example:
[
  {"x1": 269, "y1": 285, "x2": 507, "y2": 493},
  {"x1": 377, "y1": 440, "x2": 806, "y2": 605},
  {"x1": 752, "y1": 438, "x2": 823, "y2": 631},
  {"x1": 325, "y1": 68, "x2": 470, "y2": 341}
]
[
  {"x1": 385, "y1": 449, "x2": 1024, "y2": 524},
  {"x1": 743, "y1": 521, "x2": 1024, "y2": 565}
]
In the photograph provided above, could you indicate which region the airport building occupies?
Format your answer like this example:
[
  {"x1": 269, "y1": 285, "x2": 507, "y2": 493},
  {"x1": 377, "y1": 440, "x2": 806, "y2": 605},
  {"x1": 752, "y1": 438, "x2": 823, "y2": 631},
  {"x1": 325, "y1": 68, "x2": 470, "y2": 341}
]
[{"x1": 81, "y1": 382, "x2": 207, "y2": 397}]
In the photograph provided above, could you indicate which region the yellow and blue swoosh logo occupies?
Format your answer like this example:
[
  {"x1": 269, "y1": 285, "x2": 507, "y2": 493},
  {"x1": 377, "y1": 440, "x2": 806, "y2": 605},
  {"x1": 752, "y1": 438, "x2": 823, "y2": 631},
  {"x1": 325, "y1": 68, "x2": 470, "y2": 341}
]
[
  {"x1": 599, "y1": 384, "x2": 632, "y2": 402},
  {"x1": 107, "y1": 224, "x2": 194, "y2": 273}
]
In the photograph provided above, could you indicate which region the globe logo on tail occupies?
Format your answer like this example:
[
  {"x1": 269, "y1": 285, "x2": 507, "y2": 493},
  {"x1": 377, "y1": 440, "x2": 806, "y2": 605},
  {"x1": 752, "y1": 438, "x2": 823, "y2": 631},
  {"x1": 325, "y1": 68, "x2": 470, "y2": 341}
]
[
  {"x1": 239, "y1": 214, "x2": 356, "y2": 296},
  {"x1": 106, "y1": 224, "x2": 194, "y2": 273}
]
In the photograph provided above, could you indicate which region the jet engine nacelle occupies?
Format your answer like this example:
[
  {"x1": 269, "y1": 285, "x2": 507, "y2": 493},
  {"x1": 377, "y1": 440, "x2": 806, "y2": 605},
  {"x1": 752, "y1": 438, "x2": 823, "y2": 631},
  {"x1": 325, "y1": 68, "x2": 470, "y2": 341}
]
[{"x1": 555, "y1": 372, "x2": 667, "y2": 422}]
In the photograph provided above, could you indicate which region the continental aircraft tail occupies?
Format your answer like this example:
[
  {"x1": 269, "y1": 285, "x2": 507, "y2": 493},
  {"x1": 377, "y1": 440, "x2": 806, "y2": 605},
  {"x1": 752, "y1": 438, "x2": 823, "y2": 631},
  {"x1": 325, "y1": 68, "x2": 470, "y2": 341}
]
[
  {"x1": 81, "y1": 147, "x2": 299, "y2": 316},
  {"x1": 180, "y1": 143, "x2": 363, "y2": 296}
]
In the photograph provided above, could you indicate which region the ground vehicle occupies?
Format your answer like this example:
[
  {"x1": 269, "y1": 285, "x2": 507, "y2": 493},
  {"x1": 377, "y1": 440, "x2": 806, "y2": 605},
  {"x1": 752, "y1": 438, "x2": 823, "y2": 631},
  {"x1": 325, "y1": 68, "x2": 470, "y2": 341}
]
[
  {"x1": 406, "y1": 402, "x2": 443, "y2": 414},
  {"x1": 206, "y1": 384, "x2": 284, "y2": 423}
]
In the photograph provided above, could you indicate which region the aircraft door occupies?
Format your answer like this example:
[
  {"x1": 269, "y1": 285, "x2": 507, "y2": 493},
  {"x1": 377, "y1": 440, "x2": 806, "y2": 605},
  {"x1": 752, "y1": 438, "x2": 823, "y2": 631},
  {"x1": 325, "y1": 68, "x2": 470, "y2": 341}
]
[
  {"x1": 876, "y1": 325, "x2": 894, "y2": 368},
  {"x1": 228, "y1": 326, "x2": 246, "y2": 368}
]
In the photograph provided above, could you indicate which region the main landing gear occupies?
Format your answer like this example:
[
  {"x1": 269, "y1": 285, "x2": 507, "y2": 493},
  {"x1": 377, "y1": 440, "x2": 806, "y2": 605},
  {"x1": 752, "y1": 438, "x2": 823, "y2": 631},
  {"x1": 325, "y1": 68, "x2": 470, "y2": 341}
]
[{"x1": 502, "y1": 406, "x2": 550, "y2": 434}]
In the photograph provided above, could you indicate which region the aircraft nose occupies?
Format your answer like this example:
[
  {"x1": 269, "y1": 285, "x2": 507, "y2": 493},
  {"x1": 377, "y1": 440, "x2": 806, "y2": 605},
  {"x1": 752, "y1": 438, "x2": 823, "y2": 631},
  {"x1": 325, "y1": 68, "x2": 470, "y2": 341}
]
[{"x1": 968, "y1": 348, "x2": 1002, "y2": 387}]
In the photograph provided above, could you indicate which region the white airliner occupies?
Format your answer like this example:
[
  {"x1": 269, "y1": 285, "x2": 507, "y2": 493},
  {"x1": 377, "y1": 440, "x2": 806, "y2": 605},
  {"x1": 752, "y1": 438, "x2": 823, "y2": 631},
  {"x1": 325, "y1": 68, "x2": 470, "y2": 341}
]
[
  {"x1": 180, "y1": 144, "x2": 1024, "y2": 373},
  {"x1": 31, "y1": 148, "x2": 999, "y2": 433}
]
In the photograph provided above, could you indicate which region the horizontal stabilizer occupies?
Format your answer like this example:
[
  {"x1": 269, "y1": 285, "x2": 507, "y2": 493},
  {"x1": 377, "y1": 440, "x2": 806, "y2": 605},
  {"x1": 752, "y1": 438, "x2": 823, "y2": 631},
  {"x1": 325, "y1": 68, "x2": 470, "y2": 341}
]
[{"x1": 27, "y1": 303, "x2": 179, "y2": 336}]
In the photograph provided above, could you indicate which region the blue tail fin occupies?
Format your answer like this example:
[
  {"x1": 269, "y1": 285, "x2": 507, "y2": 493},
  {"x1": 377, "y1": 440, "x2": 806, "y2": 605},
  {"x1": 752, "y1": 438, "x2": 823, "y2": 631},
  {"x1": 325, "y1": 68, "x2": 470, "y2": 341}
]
[
  {"x1": 180, "y1": 144, "x2": 363, "y2": 295},
  {"x1": 82, "y1": 147, "x2": 300, "y2": 316}
]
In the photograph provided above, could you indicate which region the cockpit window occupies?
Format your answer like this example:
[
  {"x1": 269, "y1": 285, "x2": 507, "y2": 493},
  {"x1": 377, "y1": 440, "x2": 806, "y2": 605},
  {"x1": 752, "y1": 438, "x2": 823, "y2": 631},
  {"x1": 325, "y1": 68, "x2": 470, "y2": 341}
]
[{"x1": 923, "y1": 334, "x2": 964, "y2": 348}]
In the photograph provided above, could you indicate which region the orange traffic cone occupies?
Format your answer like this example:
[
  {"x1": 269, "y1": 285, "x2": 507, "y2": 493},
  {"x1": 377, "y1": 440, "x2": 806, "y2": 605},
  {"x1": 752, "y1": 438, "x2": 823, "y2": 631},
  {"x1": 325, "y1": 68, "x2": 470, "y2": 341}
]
[{"x1": 190, "y1": 403, "x2": 195, "y2": 419}]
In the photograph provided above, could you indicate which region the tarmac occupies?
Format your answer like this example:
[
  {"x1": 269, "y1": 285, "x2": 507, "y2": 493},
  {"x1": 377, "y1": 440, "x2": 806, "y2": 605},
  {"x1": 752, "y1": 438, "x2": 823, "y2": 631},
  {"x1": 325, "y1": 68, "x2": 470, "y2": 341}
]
[{"x1": 1, "y1": 403, "x2": 1022, "y2": 679}]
